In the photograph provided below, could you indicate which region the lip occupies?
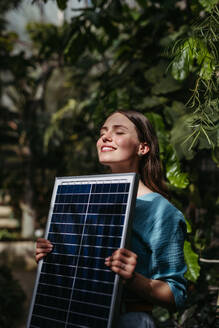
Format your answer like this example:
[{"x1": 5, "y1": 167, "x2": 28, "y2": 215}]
[{"x1": 101, "y1": 146, "x2": 116, "y2": 152}]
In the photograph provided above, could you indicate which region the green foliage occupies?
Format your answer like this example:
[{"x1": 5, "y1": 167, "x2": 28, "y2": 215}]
[
  {"x1": 170, "y1": 4, "x2": 219, "y2": 151},
  {"x1": 0, "y1": 229, "x2": 20, "y2": 241},
  {"x1": 184, "y1": 240, "x2": 200, "y2": 282},
  {"x1": 165, "y1": 149, "x2": 189, "y2": 189},
  {"x1": 146, "y1": 112, "x2": 189, "y2": 188},
  {"x1": 172, "y1": 37, "x2": 216, "y2": 81},
  {"x1": 0, "y1": 265, "x2": 26, "y2": 328},
  {"x1": 0, "y1": 0, "x2": 21, "y2": 14},
  {"x1": 199, "y1": 0, "x2": 218, "y2": 11},
  {"x1": 56, "y1": 0, "x2": 68, "y2": 10}
]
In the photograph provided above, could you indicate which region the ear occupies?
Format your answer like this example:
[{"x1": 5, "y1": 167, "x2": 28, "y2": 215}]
[{"x1": 137, "y1": 142, "x2": 149, "y2": 156}]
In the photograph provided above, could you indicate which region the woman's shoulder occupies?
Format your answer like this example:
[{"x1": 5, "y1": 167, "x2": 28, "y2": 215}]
[
  {"x1": 135, "y1": 192, "x2": 187, "y2": 237},
  {"x1": 136, "y1": 192, "x2": 185, "y2": 223}
]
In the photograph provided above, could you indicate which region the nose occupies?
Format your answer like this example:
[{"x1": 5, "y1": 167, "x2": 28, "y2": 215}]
[{"x1": 102, "y1": 131, "x2": 112, "y2": 142}]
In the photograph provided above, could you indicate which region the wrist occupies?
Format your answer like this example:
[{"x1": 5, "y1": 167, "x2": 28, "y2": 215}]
[{"x1": 124, "y1": 271, "x2": 136, "y2": 285}]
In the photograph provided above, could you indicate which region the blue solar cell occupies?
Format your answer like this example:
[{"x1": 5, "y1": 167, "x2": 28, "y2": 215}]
[
  {"x1": 35, "y1": 293, "x2": 68, "y2": 311},
  {"x1": 39, "y1": 272, "x2": 73, "y2": 289},
  {"x1": 81, "y1": 234, "x2": 121, "y2": 248},
  {"x1": 67, "y1": 312, "x2": 107, "y2": 328},
  {"x1": 69, "y1": 301, "x2": 110, "y2": 319},
  {"x1": 58, "y1": 184, "x2": 91, "y2": 194},
  {"x1": 45, "y1": 254, "x2": 75, "y2": 266},
  {"x1": 48, "y1": 232, "x2": 79, "y2": 244},
  {"x1": 28, "y1": 174, "x2": 138, "y2": 328},
  {"x1": 51, "y1": 214, "x2": 87, "y2": 224},
  {"x1": 84, "y1": 224, "x2": 123, "y2": 236},
  {"x1": 33, "y1": 304, "x2": 67, "y2": 322},
  {"x1": 30, "y1": 315, "x2": 64, "y2": 328},
  {"x1": 72, "y1": 289, "x2": 111, "y2": 307},
  {"x1": 88, "y1": 204, "x2": 126, "y2": 214},
  {"x1": 50, "y1": 223, "x2": 83, "y2": 235},
  {"x1": 42, "y1": 263, "x2": 75, "y2": 277},
  {"x1": 85, "y1": 214, "x2": 125, "y2": 226},
  {"x1": 55, "y1": 194, "x2": 89, "y2": 204},
  {"x1": 77, "y1": 256, "x2": 105, "y2": 269},
  {"x1": 74, "y1": 277, "x2": 114, "y2": 294},
  {"x1": 38, "y1": 283, "x2": 72, "y2": 299},
  {"x1": 81, "y1": 245, "x2": 117, "y2": 259}
]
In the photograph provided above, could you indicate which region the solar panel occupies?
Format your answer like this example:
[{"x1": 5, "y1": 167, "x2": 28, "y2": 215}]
[{"x1": 27, "y1": 173, "x2": 138, "y2": 328}]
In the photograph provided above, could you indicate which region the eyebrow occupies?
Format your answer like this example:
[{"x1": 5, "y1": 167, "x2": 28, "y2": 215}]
[{"x1": 100, "y1": 124, "x2": 128, "y2": 131}]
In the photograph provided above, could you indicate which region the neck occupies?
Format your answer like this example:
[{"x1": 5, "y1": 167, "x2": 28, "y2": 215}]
[
  {"x1": 110, "y1": 165, "x2": 153, "y2": 197},
  {"x1": 109, "y1": 161, "x2": 139, "y2": 175},
  {"x1": 137, "y1": 180, "x2": 153, "y2": 197}
]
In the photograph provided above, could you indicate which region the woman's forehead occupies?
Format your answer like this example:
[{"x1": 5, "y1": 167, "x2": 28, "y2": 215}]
[{"x1": 102, "y1": 113, "x2": 135, "y2": 129}]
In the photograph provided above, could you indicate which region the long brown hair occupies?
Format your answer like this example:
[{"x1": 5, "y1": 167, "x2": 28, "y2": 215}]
[{"x1": 116, "y1": 110, "x2": 168, "y2": 199}]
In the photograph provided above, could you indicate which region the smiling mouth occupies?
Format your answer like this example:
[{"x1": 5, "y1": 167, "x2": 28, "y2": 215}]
[{"x1": 101, "y1": 146, "x2": 116, "y2": 152}]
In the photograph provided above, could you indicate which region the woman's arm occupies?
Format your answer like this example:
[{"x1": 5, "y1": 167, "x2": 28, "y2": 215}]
[
  {"x1": 126, "y1": 272, "x2": 175, "y2": 311},
  {"x1": 105, "y1": 248, "x2": 176, "y2": 311}
]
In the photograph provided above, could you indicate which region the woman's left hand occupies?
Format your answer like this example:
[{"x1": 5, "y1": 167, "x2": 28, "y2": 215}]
[{"x1": 105, "y1": 248, "x2": 137, "y2": 280}]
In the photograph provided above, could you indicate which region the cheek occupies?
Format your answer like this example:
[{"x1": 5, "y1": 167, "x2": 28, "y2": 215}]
[
  {"x1": 116, "y1": 136, "x2": 137, "y2": 150},
  {"x1": 96, "y1": 139, "x2": 102, "y2": 160},
  {"x1": 96, "y1": 138, "x2": 101, "y2": 150}
]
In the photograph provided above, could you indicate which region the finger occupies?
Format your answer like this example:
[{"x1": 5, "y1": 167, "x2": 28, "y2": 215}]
[
  {"x1": 106, "y1": 252, "x2": 137, "y2": 267},
  {"x1": 36, "y1": 246, "x2": 53, "y2": 252},
  {"x1": 111, "y1": 253, "x2": 137, "y2": 265},
  {"x1": 106, "y1": 259, "x2": 126, "y2": 269},
  {"x1": 114, "y1": 248, "x2": 138, "y2": 259},
  {"x1": 110, "y1": 261, "x2": 135, "y2": 276},
  {"x1": 36, "y1": 247, "x2": 53, "y2": 255},
  {"x1": 36, "y1": 252, "x2": 47, "y2": 263},
  {"x1": 105, "y1": 258, "x2": 135, "y2": 275},
  {"x1": 36, "y1": 239, "x2": 52, "y2": 248},
  {"x1": 109, "y1": 266, "x2": 132, "y2": 280},
  {"x1": 36, "y1": 238, "x2": 51, "y2": 244},
  {"x1": 105, "y1": 259, "x2": 111, "y2": 267}
]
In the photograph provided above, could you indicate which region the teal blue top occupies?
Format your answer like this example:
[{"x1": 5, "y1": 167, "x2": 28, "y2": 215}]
[{"x1": 131, "y1": 192, "x2": 187, "y2": 309}]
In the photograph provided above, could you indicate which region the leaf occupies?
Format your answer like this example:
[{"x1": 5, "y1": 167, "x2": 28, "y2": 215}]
[
  {"x1": 51, "y1": 99, "x2": 77, "y2": 123},
  {"x1": 185, "y1": 218, "x2": 192, "y2": 234},
  {"x1": 198, "y1": 0, "x2": 218, "y2": 12},
  {"x1": 171, "y1": 40, "x2": 193, "y2": 81},
  {"x1": 163, "y1": 101, "x2": 185, "y2": 125},
  {"x1": 166, "y1": 162, "x2": 189, "y2": 188},
  {"x1": 144, "y1": 61, "x2": 167, "y2": 84},
  {"x1": 141, "y1": 96, "x2": 168, "y2": 109},
  {"x1": 198, "y1": 52, "x2": 215, "y2": 80},
  {"x1": 211, "y1": 147, "x2": 219, "y2": 166},
  {"x1": 170, "y1": 115, "x2": 197, "y2": 160},
  {"x1": 165, "y1": 145, "x2": 189, "y2": 188},
  {"x1": 44, "y1": 99, "x2": 77, "y2": 149},
  {"x1": 151, "y1": 75, "x2": 182, "y2": 95},
  {"x1": 184, "y1": 240, "x2": 200, "y2": 283},
  {"x1": 135, "y1": 0, "x2": 148, "y2": 9},
  {"x1": 56, "y1": 0, "x2": 68, "y2": 10},
  {"x1": 146, "y1": 112, "x2": 166, "y2": 135},
  {"x1": 171, "y1": 37, "x2": 215, "y2": 81}
]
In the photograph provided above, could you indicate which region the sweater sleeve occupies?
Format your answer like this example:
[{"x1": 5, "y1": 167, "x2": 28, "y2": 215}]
[{"x1": 147, "y1": 207, "x2": 187, "y2": 309}]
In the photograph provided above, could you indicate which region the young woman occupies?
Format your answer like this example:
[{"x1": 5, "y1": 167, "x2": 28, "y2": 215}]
[{"x1": 36, "y1": 110, "x2": 187, "y2": 328}]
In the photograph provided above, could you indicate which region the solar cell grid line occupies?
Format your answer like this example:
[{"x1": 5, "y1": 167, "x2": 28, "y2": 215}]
[{"x1": 27, "y1": 173, "x2": 138, "y2": 328}]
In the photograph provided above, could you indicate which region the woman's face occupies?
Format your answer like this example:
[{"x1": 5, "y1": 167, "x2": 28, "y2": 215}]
[{"x1": 96, "y1": 113, "x2": 142, "y2": 173}]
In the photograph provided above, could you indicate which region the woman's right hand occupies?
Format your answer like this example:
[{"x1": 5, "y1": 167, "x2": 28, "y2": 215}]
[{"x1": 36, "y1": 238, "x2": 53, "y2": 263}]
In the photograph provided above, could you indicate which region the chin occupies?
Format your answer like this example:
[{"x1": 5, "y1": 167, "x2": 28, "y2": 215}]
[{"x1": 98, "y1": 154, "x2": 116, "y2": 163}]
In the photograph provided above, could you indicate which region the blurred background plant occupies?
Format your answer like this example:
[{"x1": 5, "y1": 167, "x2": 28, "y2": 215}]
[{"x1": 0, "y1": 0, "x2": 218, "y2": 327}]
